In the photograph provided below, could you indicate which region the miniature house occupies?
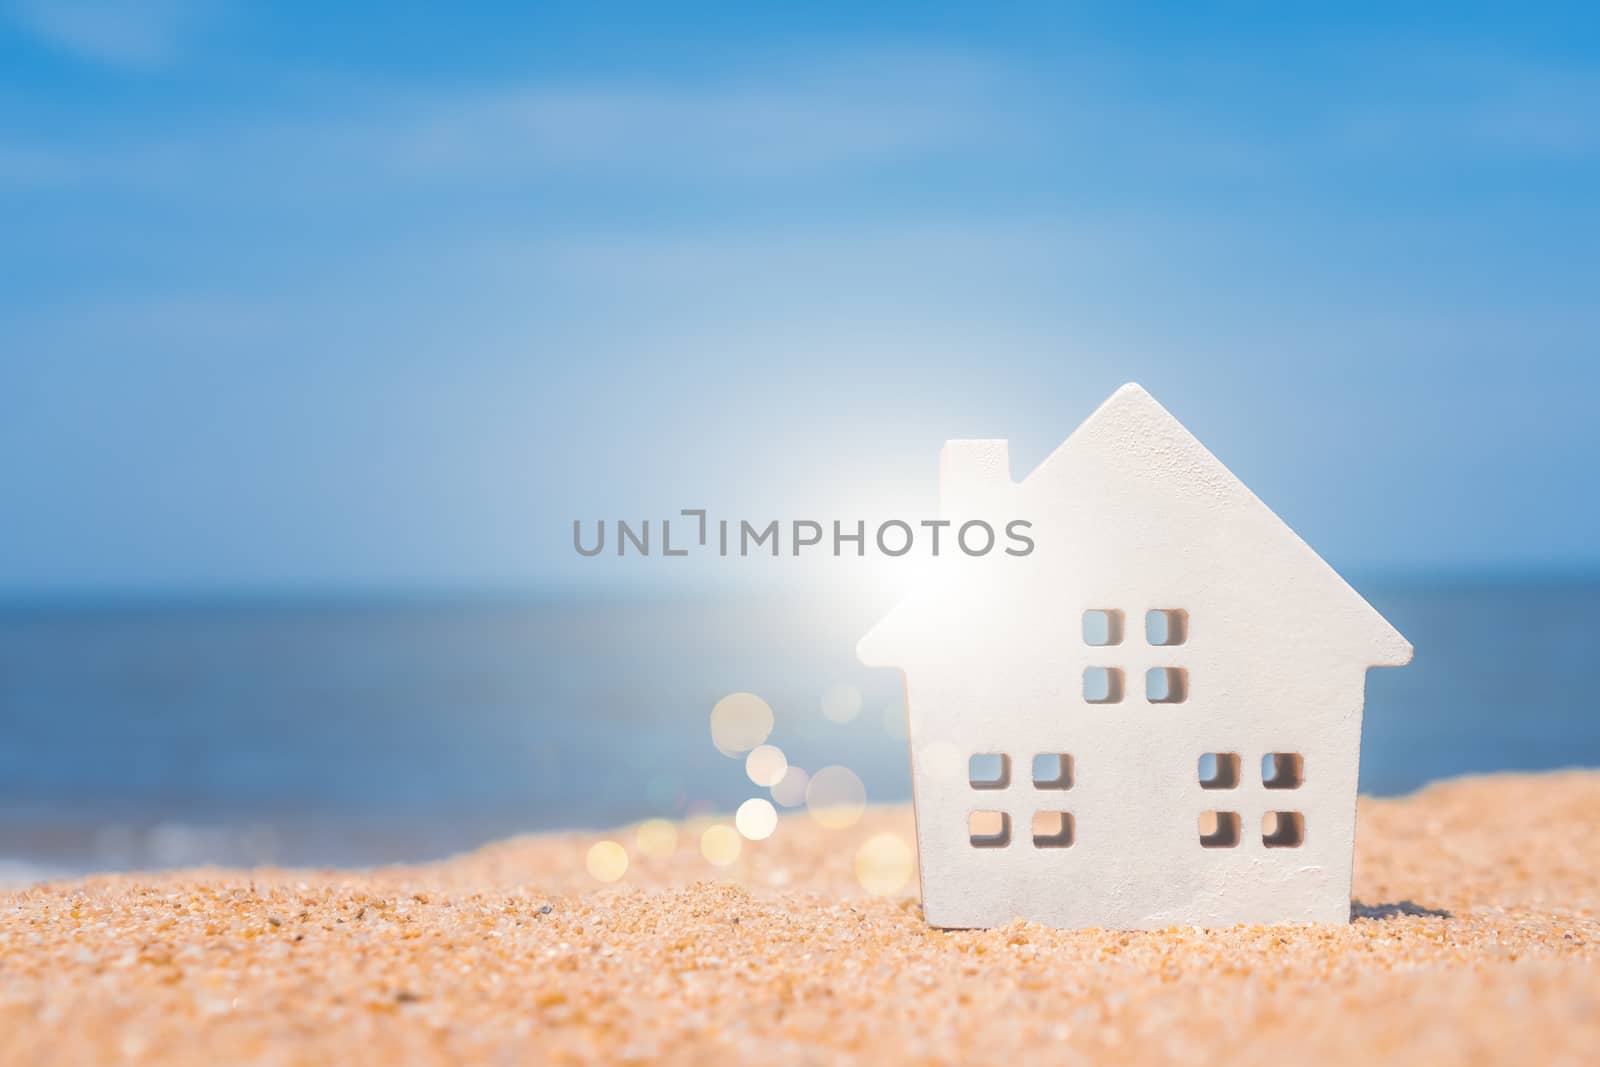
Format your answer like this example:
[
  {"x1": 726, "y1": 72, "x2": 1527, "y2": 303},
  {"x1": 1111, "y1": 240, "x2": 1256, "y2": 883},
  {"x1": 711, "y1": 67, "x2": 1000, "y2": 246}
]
[{"x1": 858, "y1": 384, "x2": 1411, "y2": 929}]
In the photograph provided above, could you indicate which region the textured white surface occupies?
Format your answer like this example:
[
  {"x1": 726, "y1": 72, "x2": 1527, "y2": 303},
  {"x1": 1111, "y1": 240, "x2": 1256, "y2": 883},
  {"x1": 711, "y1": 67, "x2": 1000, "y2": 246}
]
[{"x1": 858, "y1": 383, "x2": 1412, "y2": 929}]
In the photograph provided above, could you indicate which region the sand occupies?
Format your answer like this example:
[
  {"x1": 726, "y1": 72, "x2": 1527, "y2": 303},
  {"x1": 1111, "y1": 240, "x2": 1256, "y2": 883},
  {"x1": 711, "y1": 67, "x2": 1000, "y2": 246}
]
[{"x1": 2, "y1": 771, "x2": 1597, "y2": 1066}]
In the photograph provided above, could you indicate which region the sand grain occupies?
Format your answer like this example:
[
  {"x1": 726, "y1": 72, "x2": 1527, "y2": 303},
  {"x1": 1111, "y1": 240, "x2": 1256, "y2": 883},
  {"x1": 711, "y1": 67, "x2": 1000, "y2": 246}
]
[{"x1": 2, "y1": 772, "x2": 1597, "y2": 1065}]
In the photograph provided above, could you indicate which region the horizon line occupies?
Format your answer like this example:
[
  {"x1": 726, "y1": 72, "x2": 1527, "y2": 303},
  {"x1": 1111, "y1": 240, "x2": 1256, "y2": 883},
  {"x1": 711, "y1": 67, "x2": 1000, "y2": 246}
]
[{"x1": 1, "y1": 562, "x2": 1598, "y2": 613}]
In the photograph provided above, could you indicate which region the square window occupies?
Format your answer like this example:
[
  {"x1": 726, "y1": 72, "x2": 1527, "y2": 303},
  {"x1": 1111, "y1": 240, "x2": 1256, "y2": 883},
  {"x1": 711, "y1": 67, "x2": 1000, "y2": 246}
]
[
  {"x1": 1198, "y1": 753, "x2": 1240, "y2": 789},
  {"x1": 1032, "y1": 811, "x2": 1074, "y2": 848},
  {"x1": 1262, "y1": 753, "x2": 1303, "y2": 789},
  {"x1": 1198, "y1": 811, "x2": 1240, "y2": 848},
  {"x1": 1082, "y1": 609, "x2": 1123, "y2": 646},
  {"x1": 1084, "y1": 667, "x2": 1124, "y2": 704},
  {"x1": 1032, "y1": 753, "x2": 1073, "y2": 789},
  {"x1": 1262, "y1": 811, "x2": 1305, "y2": 848},
  {"x1": 1146, "y1": 667, "x2": 1187, "y2": 703},
  {"x1": 1145, "y1": 609, "x2": 1188, "y2": 646},
  {"x1": 969, "y1": 811, "x2": 1011, "y2": 848},
  {"x1": 968, "y1": 753, "x2": 1010, "y2": 790}
]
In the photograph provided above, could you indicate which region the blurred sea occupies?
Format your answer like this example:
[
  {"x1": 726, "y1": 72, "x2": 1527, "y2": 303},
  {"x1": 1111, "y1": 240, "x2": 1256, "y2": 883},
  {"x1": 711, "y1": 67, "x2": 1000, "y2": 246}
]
[{"x1": 1, "y1": 579, "x2": 1596, "y2": 877}]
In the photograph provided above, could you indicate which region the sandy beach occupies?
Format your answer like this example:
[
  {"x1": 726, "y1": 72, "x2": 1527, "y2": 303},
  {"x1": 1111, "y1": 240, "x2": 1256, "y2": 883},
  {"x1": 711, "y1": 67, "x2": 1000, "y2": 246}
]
[{"x1": 2, "y1": 770, "x2": 1596, "y2": 1065}]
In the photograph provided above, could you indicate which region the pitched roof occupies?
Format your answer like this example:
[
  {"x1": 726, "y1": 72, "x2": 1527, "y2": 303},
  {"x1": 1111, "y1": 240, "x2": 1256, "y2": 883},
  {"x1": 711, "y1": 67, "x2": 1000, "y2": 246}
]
[{"x1": 858, "y1": 382, "x2": 1412, "y2": 669}]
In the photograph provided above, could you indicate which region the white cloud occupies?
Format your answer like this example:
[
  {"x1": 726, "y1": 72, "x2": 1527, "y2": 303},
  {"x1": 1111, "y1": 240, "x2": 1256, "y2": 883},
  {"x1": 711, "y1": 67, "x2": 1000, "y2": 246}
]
[
  {"x1": 322, "y1": 50, "x2": 1023, "y2": 180},
  {"x1": 0, "y1": 48, "x2": 1023, "y2": 190},
  {"x1": 6, "y1": 40, "x2": 1594, "y2": 199},
  {"x1": 0, "y1": 48, "x2": 1026, "y2": 188},
  {"x1": 9, "y1": 0, "x2": 207, "y2": 68}
]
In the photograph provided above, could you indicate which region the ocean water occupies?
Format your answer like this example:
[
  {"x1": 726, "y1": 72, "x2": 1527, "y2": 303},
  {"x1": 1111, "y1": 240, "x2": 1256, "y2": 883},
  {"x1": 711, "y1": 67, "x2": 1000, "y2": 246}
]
[{"x1": 1, "y1": 580, "x2": 1596, "y2": 875}]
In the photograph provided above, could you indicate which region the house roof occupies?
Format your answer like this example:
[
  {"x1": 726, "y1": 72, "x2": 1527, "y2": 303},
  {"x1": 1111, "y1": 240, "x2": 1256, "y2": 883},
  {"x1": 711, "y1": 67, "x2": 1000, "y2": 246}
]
[{"x1": 857, "y1": 382, "x2": 1412, "y2": 670}]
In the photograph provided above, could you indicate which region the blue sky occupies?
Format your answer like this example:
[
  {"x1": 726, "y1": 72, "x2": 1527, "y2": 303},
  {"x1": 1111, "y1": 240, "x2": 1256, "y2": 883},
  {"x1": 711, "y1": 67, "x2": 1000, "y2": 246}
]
[{"x1": 2, "y1": 3, "x2": 1597, "y2": 596}]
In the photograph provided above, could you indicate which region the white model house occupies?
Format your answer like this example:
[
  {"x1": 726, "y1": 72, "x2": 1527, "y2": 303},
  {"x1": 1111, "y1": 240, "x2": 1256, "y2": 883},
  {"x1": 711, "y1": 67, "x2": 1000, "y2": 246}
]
[{"x1": 858, "y1": 383, "x2": 1411, "y2": 929}]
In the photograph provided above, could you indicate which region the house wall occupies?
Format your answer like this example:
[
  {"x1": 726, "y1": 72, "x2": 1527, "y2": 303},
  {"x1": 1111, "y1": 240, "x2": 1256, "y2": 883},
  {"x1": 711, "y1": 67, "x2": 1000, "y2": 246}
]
[{"x1": 904, "y1": 651, "x2": 1373, "y2": 929}]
